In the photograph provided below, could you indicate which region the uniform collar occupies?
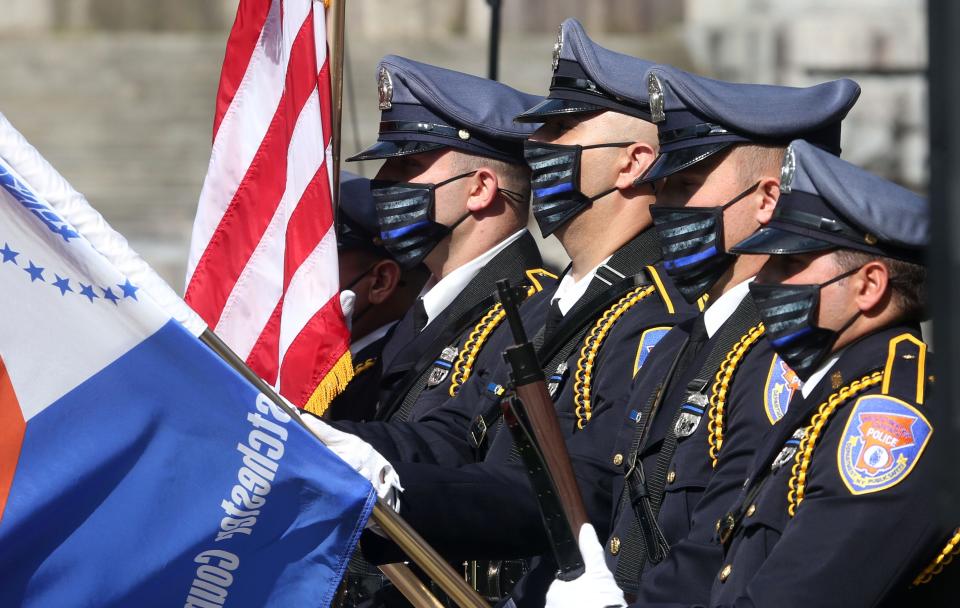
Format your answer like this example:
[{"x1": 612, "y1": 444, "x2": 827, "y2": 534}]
[
  {"x1": 350, "y1": 321, "x2": 397, "y2": 357},
  {"x1": 800, "y1": 352, "x2": 841, "y2": 399},
  {"x1": 702, "y1": 277, "x2": 754, "y2": 338},
  {"x1": 551, "y1": 254, "x2": 613, "y2": 316},
  {"x1": 419, "y1": 229, "x2": 526, "y2": 327}
]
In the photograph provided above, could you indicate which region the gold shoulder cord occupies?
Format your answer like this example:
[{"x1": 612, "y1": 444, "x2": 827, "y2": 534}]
[
  {"x1": 573, "y1": 285, "x2": 657, "y2": 430},
  {"x1": 912, "y1": 527, "x2": 960, "y2": 586},
  {"x1": 786, "y1": 370, "x2": 884, "y2": 516},
  {"x1": 447, "y1": 269, "x2": 556, "y2": 398},
  {"x1": 706, "y1": 323, "x2": 766, "y2": 468}
]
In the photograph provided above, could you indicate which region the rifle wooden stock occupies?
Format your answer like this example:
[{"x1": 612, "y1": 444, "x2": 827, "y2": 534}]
[
  {"x1": 494, "y1": 279, "x2": 589, "y2": 578},
  {"x1": 512, "y1": 381, "x2": 589, "y2": 536}
]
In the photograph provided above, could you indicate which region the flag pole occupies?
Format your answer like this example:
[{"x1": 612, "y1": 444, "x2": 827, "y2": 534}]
[
  {"x1": 326, "y1": 0, "x2": 346, "y2": 216},
  {"x1": 199, "y1": 329, "x2": 488, "y2": 608}
]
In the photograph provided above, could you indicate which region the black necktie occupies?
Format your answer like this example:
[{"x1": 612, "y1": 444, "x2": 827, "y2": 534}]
[
  {"x1": 543, "y1": 300, "x2": 564, "y2": 340},
  {"x1": 412, "y1": 298, "x2": 428, "y2": 334},
  {"x1": 674, "y1": 315, "x2": 710, "y2": 381}
]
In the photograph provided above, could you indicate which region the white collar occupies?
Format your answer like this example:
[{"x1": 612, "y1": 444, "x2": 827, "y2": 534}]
[
  {"x1": 551, "y1": 255, "x2": 613, "y2": 316},
  {"x1": 800, "y1": 353, "x2": 841, "y2": 399},
  {"x1": 420, "y1": 229, "x2": 526, "y2": 327},
  {"x1": 703, "y1": 277, "x2": 754, "y2": 338},
  {"x1": 350, "y1": 321, "x2": 397, "y2": 357}
]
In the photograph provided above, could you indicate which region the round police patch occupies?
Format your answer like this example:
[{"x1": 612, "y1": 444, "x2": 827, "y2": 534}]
[
  {"x1": 837, "y1": 395, "x2": 932, "y2": 495},
  {"x1": 763, "y1": 354, "x2": 801, "y2": 424},
  {"x1": 634, "y1": 326, "x2": 670, "y2": 377}
]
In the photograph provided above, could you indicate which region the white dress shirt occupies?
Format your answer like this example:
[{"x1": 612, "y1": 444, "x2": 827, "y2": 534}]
[
  {"x1": 419, "y1": 229, "x2": 526, "y2": 328},
  {"x1": 551, "y1": 255, "x2": 614, "y2": 316},
  {"x1": 703, "y1": 277, "x2": 755, "y2": 338}
]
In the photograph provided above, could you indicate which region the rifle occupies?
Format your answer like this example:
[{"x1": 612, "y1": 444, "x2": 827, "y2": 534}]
[{"x1": 496, "y1": 279, "x2": 588, "y2": 580}]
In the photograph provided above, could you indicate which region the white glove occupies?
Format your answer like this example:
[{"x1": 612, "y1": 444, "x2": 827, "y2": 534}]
[
  {"x1": 339, "y1": 290, "x2": 356, "y2": 331},
  {"x1": 545, "y1": 524, "x2": 627, "y2": 608},
  {"x1": 296, "y1": 410, "x2": 403, "y2": 513}
]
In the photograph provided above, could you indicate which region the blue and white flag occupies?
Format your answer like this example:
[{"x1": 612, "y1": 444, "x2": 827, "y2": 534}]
[{"x1": 0, "y1": 151, "x2": 375, "y2": 605}]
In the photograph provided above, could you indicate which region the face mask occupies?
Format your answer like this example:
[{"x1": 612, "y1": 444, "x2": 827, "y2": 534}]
[
  {"x1": 371, "y1": 171, "x2": 475, "y2": 269},
  {"x1": 523, "y1": 140, "x2": 633, "y2": 237},
  {"x1": 649, "y1": 181, "x2": 759, "y2": 303},
  {"x1": 749, "y1": 268, "x2": 860, "y2": 381}
]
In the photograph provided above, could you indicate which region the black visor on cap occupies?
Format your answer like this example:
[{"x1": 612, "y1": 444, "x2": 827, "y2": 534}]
[
  {"x1": 639, "y1": 141, "x2": 733, "y2": 184},
  {"x1": 730, "y1": 224, "x2": 836, "y2": 256},
  {"x1": 515, "y1": 97, "x2": 604, "y2": 123},
  {"x1": 346, "y1": 139, "x2": 446, "y2": 162}
]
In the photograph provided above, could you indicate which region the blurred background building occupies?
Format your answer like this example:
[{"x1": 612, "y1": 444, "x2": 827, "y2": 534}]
[{"x1": 0, "y1": 0, "x2": 926, "y2": 286}]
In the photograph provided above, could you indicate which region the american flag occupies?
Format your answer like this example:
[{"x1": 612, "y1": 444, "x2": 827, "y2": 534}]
[{"x1": 185, "y1": 0, "x2": 351, "y2": 416}]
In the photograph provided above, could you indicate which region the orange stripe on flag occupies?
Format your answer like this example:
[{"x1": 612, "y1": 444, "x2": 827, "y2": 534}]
[{"x1": 0, "y1": 354, "x2": 26, "y2": 523}]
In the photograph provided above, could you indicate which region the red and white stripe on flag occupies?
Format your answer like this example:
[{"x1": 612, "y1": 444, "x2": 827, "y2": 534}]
[{"x1": 185, "y1": 0, "x2": 351, "y2": 416}]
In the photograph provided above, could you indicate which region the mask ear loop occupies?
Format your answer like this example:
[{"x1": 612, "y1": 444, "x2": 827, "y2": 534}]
[
  {"x1": 342, "y1": 262, "x2": 379, "y2": 292},
  {"x1": 720, "y1": 180, "x2": 762, "y2": 210},
  {"x1": 577, "y1": 142, "x2": 640, "y2": 204},
  {"x1": 817, "y1": 265, "x2": 863, "y2": 341}
]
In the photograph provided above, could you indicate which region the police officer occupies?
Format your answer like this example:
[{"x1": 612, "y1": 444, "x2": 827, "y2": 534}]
[
  {"x1": 341, "y1": 55, "x2": 551, "y2": 426},
  {"x1": 359, "y1": 19, "x2": 697, "y2": 603},
  {"x1": 546, "y1": 65, "x2": 861, "y2": 607},
  {"x1": 713, "y1": 139, "x2": 947, "y2": 606},
  {"x1": 328, "y1": 171, "x2": 429, "y2": 422},
  {"x1": 332, "y1": 56, "x2": 554, "y2": 608},
  {"x1": 542, "y1": 139, "x2": 951, "y2": 607}
]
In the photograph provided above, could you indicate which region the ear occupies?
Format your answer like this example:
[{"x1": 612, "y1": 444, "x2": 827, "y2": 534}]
[
  {"x1": 367, "y1": 259, "x2": 402, "y2": 305},
  {"x1": 754, "y1": 176, "x2": 781, "y2": 225},
  {"x1": 853, "y1": 260, "x2": 890, "y2": 313},
  {"x1": 618, "y1": 142, "x2": 658, "y2": 190},
  {"x1": 465, "y1": 167, "x2": 499, "y2": 212}
]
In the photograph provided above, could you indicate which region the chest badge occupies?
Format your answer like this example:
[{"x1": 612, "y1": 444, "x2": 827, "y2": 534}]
[
  {"x1": 772, "y1": 427, "x2": 807, "y2": 472},
  {"x1": 547, "y1": 361, "x2": 568, "y2": 398},
  {"x1": 427, "y1": 345, "x2": 458, "y2": 387},
  {"x1": 674, "y1": 390, "x2": 708, "y2": 438}
]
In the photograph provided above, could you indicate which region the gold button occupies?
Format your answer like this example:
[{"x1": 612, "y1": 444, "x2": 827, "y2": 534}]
[
  {"x1": 613, "y1": 453, "x2": 624, "y2": 466},
  {"x1": 458, "y1": 129, "x2": 471, "y2": 140},
  {"x1": 666, "y1": 470, "x2": 676, "y2": 484},
  {"x1": 719, "y1": 564, "x2": 732, "y2": 582},
  {"x1": 746, "y1": 504, "x2": 756, "y2": 518},
  {"x1": 610, "y1": 536, "x2": 621, "y2": 555}
]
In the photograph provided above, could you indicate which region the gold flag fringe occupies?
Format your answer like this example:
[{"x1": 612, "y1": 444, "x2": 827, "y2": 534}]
[{"x1": 304, "y1": 350, "x2": 354, "y2": 417}]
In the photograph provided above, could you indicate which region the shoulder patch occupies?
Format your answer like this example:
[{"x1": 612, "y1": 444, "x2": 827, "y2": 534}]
[
  {"x1": 634, "y1": 326, "x2": 670, "y2": 376},
  {"x1": 763, "y1": 354, "x2": 801, "y2": 424},
  {"x1": 837, "y1": 394, "x2": 932, "y2": 495}
]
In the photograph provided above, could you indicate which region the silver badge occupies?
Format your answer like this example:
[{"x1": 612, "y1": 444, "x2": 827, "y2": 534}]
[
  {"x1": 674, "y1": 391, "x2": 708, "y2": 438},
  {"x1": 547, "y1": 361, "x2": 568, "y2": 398},
  {"x1": 771, "y1": 428, "x2": 806, "y2": 472},
  {"x1": 780, "y1": 144, "x2": 796, "y2": 194},
  {"x1": 551, "y1": 25, "x2": 564, "y2": 72},
  {"x1": 674, "y1": 411, "x2": 702, "y2": 438},
  {"x1": 378, "y1": 65, "x2": 393, "y2": 111},
  {"x1": 648, "y1": 73, "x2": 665, "y2": 123},
  {"x1": 427, "y1": 345, "x2": 458, "y2": 387}
]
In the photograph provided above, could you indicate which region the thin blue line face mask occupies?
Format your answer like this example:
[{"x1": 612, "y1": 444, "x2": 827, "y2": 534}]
[
  {"x1": 649, "y1": 181, "x2": 759, "y2": 303},
  {"x1": 749, "y1": 267, "x2": 860, "y2": 381},
  {"x1": 370, "y1": 171, "x2": 476, "y2": 269},
  {"x1": 523, "y1": 140, "x2": 633, "y2": 237}
]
